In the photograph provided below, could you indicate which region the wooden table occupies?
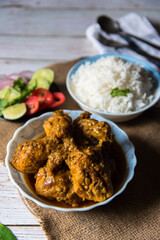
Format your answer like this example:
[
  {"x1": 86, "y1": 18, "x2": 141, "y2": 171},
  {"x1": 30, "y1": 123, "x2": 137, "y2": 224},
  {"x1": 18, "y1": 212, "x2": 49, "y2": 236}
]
[{"x1": 0, "y1": 1, "x2": 160, "y2": 239}]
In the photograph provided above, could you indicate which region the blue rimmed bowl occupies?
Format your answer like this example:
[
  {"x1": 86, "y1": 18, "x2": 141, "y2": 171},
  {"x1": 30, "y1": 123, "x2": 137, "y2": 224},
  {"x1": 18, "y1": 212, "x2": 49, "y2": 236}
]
[
  {"x1": 5, "y1": 110, "x2": 137, "y2": 212},
  {"x1": 66, "y1": 54, "x2": 160, "y2": 122}
]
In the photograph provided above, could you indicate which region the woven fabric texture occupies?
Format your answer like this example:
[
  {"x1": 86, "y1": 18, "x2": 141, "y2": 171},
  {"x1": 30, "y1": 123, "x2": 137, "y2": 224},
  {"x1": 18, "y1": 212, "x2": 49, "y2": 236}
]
[{"x1": 1, "y1": 59, "x2": 160, "y2": 240}]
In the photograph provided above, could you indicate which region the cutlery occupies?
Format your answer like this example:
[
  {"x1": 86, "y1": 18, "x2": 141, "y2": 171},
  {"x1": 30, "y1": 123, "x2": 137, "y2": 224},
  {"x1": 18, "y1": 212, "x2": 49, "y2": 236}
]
[
  {"x1": 94, "y1": 31, "x2": 160, "y2": 62},
  {"x1": 97, "y1": 15, "x2": 160, "y2": 50}
]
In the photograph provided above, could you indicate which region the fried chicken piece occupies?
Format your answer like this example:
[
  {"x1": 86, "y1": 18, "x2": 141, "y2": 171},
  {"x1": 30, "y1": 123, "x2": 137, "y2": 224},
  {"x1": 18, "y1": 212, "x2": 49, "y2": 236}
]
[
  {"x1": 74, "y1": 112, "x2": 115, "y2": 181},
  {"x1": 11, "y1": 137, "x2": 61, "y2": 174},
  {"x1": 46, "y1": 141, "x2": 68, "y2": 171},
  {"x1": 73, "y1": 111, "x2": 112, "y2": 148},
  {"x1": 66, "y1": 146, "x2": 113, "y2": 202},
  {"x1": 12, "y1": 109, "x2": 115, "y2": 206},
  {"x1": 11, "y1": 110, "x2": 73, "y2": 175},
  {"x1": 43, "y1": 110, "x2": 72, "y2": 138},
  {"x1": 35, "y1": 137, "x2": 82, "y2": 207},
  {"x1": 35, "y1": 165, "x2": 82, "y2": 207}
]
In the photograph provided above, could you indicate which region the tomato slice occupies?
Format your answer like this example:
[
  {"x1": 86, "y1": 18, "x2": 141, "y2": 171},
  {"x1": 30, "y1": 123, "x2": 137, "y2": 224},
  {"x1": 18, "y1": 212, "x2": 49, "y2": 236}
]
[
  {"x1": 32, "y1": 88, "x2": 53, "y2": 110},
  {"x1": 48, "y1": 92, "x2": 65, "y2": 108},
  {"x1": 23, "y1": 96, "x2": 39, "y2": 115}
]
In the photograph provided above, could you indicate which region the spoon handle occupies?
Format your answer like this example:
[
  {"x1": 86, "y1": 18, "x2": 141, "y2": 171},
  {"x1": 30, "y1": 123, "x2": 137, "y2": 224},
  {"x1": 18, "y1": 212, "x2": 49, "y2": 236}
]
[
  {"x1": 120, "y1": 32, "x2": 160, "y2": 50},
  {"x1": 126, "y1": 45, "x2": 160, "y2": 62}
]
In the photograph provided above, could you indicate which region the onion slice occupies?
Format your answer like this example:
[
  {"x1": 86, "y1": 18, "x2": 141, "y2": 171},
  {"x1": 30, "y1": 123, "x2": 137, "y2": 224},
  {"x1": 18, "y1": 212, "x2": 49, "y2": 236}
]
[
  {"x1": 19, "y1": 71, "x2": 34, "y2": 81},
  {"x1": 0, "y1": 70, "x2": 34, "y2": 90}
]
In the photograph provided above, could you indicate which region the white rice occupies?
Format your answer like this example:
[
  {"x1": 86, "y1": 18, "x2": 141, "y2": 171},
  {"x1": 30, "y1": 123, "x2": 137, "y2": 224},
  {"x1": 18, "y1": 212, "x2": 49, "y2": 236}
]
[{"x1": 71, "y1": 56, "x2": 154, "y2": 113}]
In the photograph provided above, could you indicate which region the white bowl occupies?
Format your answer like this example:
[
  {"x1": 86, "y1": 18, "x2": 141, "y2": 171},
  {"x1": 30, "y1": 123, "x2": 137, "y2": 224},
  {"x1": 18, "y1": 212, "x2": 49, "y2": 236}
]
[
  {"x1": 66, "y1": 54, "x2": 160, "y2": 122},
  {"x1": 5, "y1": 110, "x2": 137, "y2": 212}
]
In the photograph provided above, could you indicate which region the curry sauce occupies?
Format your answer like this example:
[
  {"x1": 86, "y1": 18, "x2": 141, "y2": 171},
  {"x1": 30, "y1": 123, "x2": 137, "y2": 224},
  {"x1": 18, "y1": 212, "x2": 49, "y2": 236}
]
[{"x1": 23, "y1": 140, "x2": 127, "y2": 209}]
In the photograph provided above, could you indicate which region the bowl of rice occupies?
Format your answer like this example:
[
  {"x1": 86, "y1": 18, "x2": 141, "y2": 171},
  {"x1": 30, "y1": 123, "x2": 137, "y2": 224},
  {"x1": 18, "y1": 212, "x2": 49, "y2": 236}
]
[{"x1": 66, "y1": 54, "x2": 160, "y2": 122}]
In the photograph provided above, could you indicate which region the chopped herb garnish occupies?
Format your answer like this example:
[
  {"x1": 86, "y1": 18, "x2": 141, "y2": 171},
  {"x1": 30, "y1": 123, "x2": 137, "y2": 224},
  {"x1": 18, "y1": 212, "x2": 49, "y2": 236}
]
[
  {"x1": 13, "y1": 78, "x2": 26, "y2": 92},
  {"x1": 10, "y1": 81, "x2": 37, "y2": 105},
  {"x1": 111, "y1": 88, "x2": 130, "y2": 97}
]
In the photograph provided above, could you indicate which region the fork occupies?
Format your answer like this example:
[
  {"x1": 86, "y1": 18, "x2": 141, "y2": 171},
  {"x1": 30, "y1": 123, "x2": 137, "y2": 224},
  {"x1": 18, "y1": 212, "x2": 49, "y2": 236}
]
[{"x1": 94, "y1": 31, "x2": 160, "y2": 63}]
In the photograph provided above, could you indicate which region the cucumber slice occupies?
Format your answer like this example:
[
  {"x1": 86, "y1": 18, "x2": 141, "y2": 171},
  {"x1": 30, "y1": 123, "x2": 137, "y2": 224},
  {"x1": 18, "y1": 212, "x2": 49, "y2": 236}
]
[
  {"x1": 0, "y1": 87, "x2": 10, "y2": 99},
  {"x1": 2, "y1": 103, "x2": 27, "y2": 120},
  {"x1": 5, "y1": 87, "x2": 21, "y2": 102},
  {"x1": 0, "y1": 86, "x2": 21, "y2": 102},
  {"x1": 0, "y1": 87, "x2": 21, "y2": 102},
  {"x1": 32, "y1": 68, "x2": 54, "y2": 84},
  {"x1": 28, "y1": 78, "x2": 50, "y2": 90},
  {"x1": 28, "y1": 68, "x2": 54, "y2": 90}
]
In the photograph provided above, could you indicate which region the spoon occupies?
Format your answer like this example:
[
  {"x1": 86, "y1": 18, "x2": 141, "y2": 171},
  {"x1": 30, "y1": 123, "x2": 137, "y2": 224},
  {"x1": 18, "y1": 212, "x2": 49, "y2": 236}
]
[{"x1": 97, "y1": 15, "x2": 160, "y2": 50}]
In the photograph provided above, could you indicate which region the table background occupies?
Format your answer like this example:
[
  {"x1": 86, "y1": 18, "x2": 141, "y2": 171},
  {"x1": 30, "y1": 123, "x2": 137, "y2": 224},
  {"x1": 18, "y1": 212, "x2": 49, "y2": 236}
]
[{"x1": 0, "y1": 1, "x2": 160, "y2": 239}]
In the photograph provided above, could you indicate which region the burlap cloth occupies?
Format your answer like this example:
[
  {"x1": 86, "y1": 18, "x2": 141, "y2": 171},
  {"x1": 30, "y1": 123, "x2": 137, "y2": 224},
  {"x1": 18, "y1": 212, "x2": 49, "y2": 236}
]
[{"x1": 1, "y1": 59, "x2": 160, "y2": 240}]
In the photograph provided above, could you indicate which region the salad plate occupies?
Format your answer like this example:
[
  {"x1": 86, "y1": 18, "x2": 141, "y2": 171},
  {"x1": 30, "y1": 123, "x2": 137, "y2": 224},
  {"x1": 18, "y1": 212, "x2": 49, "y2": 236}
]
[{"x1": 0, "y1": 69, "x2": 65, "y2": 120}]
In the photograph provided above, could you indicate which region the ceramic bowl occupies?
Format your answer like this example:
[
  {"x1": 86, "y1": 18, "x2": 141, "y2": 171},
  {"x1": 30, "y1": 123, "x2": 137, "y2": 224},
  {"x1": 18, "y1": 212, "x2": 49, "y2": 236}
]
[
  {"x1": 66, "y1": 54, "x2": 160, "y2": 122},
  {"x1": 5, "y1": 110, "x2": 137, "y2": 212}
]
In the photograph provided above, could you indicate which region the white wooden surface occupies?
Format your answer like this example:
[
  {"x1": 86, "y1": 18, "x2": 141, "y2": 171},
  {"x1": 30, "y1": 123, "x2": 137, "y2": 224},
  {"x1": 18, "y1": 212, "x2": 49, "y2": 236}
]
[{"x1": 0, "y1": 1, "x2": 160, "y2": 239}]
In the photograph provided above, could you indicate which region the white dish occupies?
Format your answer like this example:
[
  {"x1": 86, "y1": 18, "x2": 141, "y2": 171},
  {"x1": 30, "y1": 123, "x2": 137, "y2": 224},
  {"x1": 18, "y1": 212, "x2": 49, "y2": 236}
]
[
  {"x1": 66, "y1": 54, "x2": 160, "y2": 122},
  {"x1": 5, "y1": 110, "x2": 137, "y2": 211}
]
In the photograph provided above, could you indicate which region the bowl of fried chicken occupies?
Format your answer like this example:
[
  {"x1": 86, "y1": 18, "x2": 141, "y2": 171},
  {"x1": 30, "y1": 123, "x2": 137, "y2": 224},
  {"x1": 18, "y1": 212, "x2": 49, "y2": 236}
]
[{"x1": 5, "y1": 109, "x2": 136, "y2": 211}]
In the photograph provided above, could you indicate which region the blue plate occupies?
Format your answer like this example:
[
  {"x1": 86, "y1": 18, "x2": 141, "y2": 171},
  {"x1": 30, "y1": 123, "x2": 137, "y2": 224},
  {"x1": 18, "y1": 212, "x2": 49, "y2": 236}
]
[{"x1": 6, "y1": 110, "x2": 137, "y2": 211}]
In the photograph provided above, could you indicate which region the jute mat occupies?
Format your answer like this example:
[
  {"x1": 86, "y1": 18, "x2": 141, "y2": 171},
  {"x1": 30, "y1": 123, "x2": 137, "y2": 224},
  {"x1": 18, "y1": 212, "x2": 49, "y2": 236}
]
[{"x1": 1, "y1": 58, "x2": 160, "y2": 240}]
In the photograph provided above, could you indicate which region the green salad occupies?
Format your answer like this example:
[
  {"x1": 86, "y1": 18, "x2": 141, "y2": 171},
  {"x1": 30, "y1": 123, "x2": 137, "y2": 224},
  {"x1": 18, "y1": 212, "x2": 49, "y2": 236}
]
[{"x1": 0, "y1": 68, "x2": 56, "y2": 120}]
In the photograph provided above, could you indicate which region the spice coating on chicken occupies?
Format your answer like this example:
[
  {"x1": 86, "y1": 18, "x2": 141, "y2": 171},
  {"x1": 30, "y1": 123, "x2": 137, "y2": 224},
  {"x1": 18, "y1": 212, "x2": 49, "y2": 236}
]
[
  {"x1": 73, "y1": 111, "x2": 112, "y2": 148},
  {"x1": 11, "y1": 110, "x2": 115, "y2": 207},
  {"x1": 43, "y1": 109, "x2": 73, "y2": 138},
  {"x1": 11, "y1": 110, "x2": 73, "y2": 174},
  {"x1": 66, "y1": 146, "x2": 113, "y2": 202},
  {"x1": 11, "y1": 137, "x2": 61, "y2": 174},
  {"x1": 35, "y1": 166, "x2": 82, "y2": 206}
]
